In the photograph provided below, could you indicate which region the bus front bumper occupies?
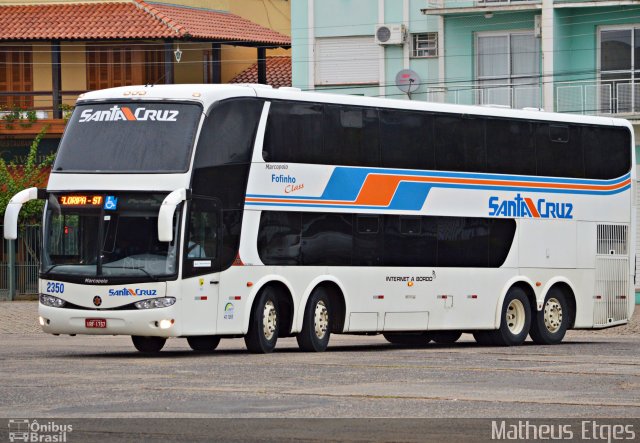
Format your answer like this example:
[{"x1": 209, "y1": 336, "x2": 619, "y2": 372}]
[{"x1": 38, "y1": 304, "x2": 180, "y2": 337}]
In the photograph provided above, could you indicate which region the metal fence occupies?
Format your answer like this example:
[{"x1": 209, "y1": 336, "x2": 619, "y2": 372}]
[
  {"x1": 555, "y1": 80, "x2": 640, "y2": 116},
  {"x1": 413, "y1": 84, "x2": 542, "y2": 110},
  {"x1": 0, "y1": 225, "x2": 41, "y2": 300}
]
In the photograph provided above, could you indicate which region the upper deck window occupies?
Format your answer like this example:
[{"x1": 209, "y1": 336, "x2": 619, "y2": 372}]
[{"x1": 53, "y1": 102, "x2": 202, "y2": 173}]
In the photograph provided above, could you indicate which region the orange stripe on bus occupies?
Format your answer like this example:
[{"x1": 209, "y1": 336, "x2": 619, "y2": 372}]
[
  {"x1": 121, "y1": 107, "x2": 136, "y2": 121},
  {"x1": 245, "y1": 177, "x2": 630, "y2": 207},
  {"x1": 524, "y1": 198, "x2": 541, "y2": 217},
  {"x1": 351, "y1": 175, "x2": 629, "y2": 206},
  {"x1": 357, "y1": 174, "x2": 629, "y2": 194},
  {"x1": 355, "y1": 175, "x2": 402, "y2": 205}
]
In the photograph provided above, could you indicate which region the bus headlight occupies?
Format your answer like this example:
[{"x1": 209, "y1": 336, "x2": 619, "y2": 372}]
[
  {"x1": 134, "y1": 297, "x2": 176, "y2": 310},
  {"x1": 40, "y1": 294, "x2": 66, "y2": 308}
]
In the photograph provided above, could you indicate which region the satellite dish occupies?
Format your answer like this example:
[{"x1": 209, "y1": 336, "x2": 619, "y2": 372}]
[{"x1": 395, "y1": 69, "x2": 421, "y2": 99}]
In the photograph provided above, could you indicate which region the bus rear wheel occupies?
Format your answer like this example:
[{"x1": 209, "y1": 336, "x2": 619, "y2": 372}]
[
  {"x1": 187, "y1": 335, "x2": 221, "y2": 352},
  {"x1": 297, "y1": 288, "x2": 332, "y2": 352},
  {"x1": 131, "y1": 336, "x2": 166, "y2": 353},
  {"x1": 529, "y1": 288, "x2": 569, "y2": 345},
  {"x1": 383, "y1": 332, "x2": 432, "y2": 346},
  {"x1": 488, "y1": 287, "x2": 532, "y2": 346},
  {"x1": 244, "y1": 288, "x2": 280, "y2": 354},
  {"x1": 431, "y1": 331, "x2": 462, "y2": 344}
]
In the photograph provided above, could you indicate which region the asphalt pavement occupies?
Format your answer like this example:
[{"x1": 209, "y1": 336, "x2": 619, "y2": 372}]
[{"x1": 0, "y1": 302, "x2": 638, "y2": 441}]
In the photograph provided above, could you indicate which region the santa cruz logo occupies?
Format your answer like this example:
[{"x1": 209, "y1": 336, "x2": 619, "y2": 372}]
[
  {"x1": 489, "y1": 194, "x2": 573, "y2": 219},
  {"x1": 79, "y1": 106, "x2": 179, "y2": 123},
  {"x1": 108, "y1": 288, "x2": 158, "y2": 297}
]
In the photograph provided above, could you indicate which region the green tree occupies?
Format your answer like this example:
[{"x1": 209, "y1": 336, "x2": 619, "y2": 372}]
[{"x1": 0, "y1": 126, "x2": 55, "y2": 223}]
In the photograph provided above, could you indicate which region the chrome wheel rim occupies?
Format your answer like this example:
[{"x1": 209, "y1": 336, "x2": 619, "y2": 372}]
[
  {"x1": 262, "y1": 300, "x2": 277, "y2": 341},
  {"x1": 506, "y1": 299, "x2": 526, "y2": 335},
  {"x1": 314, "y1": 300, "x2": 329, "y2": 339},
  {"x1": 543, "y1": 297, "x2": 563, "y2": 333}
]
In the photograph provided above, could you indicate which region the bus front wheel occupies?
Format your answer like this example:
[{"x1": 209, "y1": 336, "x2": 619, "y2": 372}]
[
  {"x1": 297, "y1": 288, "x2": 331, "y2": 352},
  {"x1": 529, "y1": 288, "x2": 569, "y2": 345},
  {"x1": 187, "y1": 335, "x2": 221, "y2": 352},
  {"x1": 131, "y1": 335, "x2": 166, "y2": 353},
  {"x1": 245, "y1": 288, "x2": 280, "y2": 354}
]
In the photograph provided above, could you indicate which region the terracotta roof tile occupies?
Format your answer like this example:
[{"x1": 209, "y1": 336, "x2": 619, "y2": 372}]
[
  {"x1": 230, "y1": 56, "x2": 291, "y2": 88},
  {"x1": 0, "y1": 2, "x2": 176, "y2": 40},
  {"x1": 150, "y1": 2, "x2": 290, "y2": 45},
  {"x1": 0, "y1": 0, "x2": 290, "y2": 45}
]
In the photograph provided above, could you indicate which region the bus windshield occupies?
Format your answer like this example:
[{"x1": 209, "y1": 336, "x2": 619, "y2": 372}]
[
  {"x1": 42, "y1": 193, "x2": 181, "y2": 280},
  {"x1": 53, "y1": 102, "x2": 202, "y2": 173}
]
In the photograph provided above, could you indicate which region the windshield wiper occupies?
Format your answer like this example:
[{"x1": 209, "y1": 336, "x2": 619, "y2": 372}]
[
  {"x1": 42, "y1": 264, "x2": 62, "y2": 274},
  {"x1": 102, "y1": 265, "x2": 159, "y2": 282}
]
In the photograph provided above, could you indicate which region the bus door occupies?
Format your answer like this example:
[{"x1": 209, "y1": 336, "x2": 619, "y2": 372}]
[{"x1": 182, "y1": 196, "x2": 222, "y2": 334}]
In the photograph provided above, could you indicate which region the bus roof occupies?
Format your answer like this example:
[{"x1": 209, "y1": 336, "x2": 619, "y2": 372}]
[{"x1": 77, "y1": 83, "x2": 632, "y2": 130}]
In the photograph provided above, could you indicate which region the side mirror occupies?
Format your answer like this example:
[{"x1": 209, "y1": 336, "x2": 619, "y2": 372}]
[
  {"x1": 3, "y1": 187, "x2": 42, "y2": 240},
  {"x1": 158, "y1": 188, "x2": 188, "y2": 242}
]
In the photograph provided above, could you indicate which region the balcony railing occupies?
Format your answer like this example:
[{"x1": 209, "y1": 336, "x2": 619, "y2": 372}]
[
  {"x1": 555, "y1": 80, "x2": 640, "y2": 116},
  {"x1": 417, "y1": 83, "x2": 542, "y2": 110},
  {"x1": 416, "y1": 81, "x2": 640, "y2": 117},
  {"x1": 0, "y1": 90, "x2": 86, "y2": 120},
  {"x1": 425, "y1": 0, "x2": 540, "y2": 10}
]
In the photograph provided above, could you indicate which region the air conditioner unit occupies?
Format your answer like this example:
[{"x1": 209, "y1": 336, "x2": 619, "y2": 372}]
[{"x1": 375, "y1": 24, "x2": 406, "y2": 45}]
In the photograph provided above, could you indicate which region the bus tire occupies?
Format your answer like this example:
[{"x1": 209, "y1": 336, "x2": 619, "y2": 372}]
[
  {"x1": 131, "y1": 336, "x2": 166, "y2": 353},
  {"x1": 473, "y1": 331, "x2": 496, "y2": 346},
  {"x1": 431, "y1": 331, "x2": 462, "y2": 344},
  {"x1": 187, "y1": 335, "x2": 221, "y2": 352},
  {"x1": 383, "y1": 332, "x2": 432, "y2": 346},
  {"x1": 489, "y1": 287, "x2": 532, "y2": 346},
  {"x1": 296, "y1": 288, "x2": 331, "y2": 352},
  {"x1": 529, "y1": 288, "x2": 569, "y2": 345},
  {"x1": 244, "y1": 288, "x2": 280, "y2": 354}
]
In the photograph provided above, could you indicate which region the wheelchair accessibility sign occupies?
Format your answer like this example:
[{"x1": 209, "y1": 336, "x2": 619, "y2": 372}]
[{"x1": 104, "y1": 196, "x2": 118, "y2": 211}]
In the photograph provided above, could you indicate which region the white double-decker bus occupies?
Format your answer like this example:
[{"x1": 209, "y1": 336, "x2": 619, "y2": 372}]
[{"x1": 3, "y1": 84, "x2": 636, "y2": 353}]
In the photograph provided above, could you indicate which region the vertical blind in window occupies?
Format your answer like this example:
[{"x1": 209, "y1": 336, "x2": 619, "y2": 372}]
[{"x1": 476, "y1": 33, "x2": 540, "y2": 108}]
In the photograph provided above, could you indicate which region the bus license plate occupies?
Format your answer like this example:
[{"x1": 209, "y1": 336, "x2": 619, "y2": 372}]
[{"x1": 85, "y1": 318, "x2": 107, "y2": 328}]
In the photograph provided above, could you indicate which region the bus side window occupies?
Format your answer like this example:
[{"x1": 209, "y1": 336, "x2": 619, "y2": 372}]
[
  {"x1": 380, "y1": 109, "x2": 435, "y2": 170},
  {"x1": 301, "y1": 213, "x2": 353, "y2": 265},
  {"x1": 437, "y1": 217, "x2": 489, "y2": 267},
  {"x1": 383, "y1": 215, "x2": 436, "y2": 267},
  {"x1": 583, "y1": 126, "x2": 631, "y2": 179},
  {"x1": 257, "y1": 212, "x2": 302, "y2": 265},
  {"x1": 434, "y1": 115, "x2": 486, "y2": 173},
  {"x1": 263, "y1": 101, "x2": 323, "y2": 164},
  {"x1": 184, "y1": 197, "x2": 220, "y2": 276},
  {"x1": 354, "y1": 215, "x2": 382, "y2": 266},
  {"x1": 486, "y1": 119, "x2": 535, "y2": 176},
  {"x1": 536, "y1": 124, "x2": 584, "y2": 178},
  {"x1": 192, "y1": 98, "x2": 263, "y2": 207},
  {"x1": 324, "y1": 105, "x2": 380, "y2": 167}
]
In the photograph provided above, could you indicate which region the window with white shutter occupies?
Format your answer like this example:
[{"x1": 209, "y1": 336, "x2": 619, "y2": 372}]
[{"x1": 315, "y1": 36, "x2": 379, "y2": 86}]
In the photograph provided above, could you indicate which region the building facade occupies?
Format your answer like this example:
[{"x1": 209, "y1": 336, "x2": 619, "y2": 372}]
[
  {"x1": 0, "y1": 0, "x2": 291, "y2": 298},
  {"x1": 292, "y1": 0, "x2": 440, "y2": 99},
  {"x1": 293, "y1": 1, "x2": 640, "y2": 126},
  {"x1": 292, "y1": 0, "x2": 640, "y2": 302}
]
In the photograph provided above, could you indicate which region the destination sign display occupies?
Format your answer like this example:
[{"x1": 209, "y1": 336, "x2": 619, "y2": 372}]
[{"x1": 58, "y1": 195, "x2": 104, "y2": 207}]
